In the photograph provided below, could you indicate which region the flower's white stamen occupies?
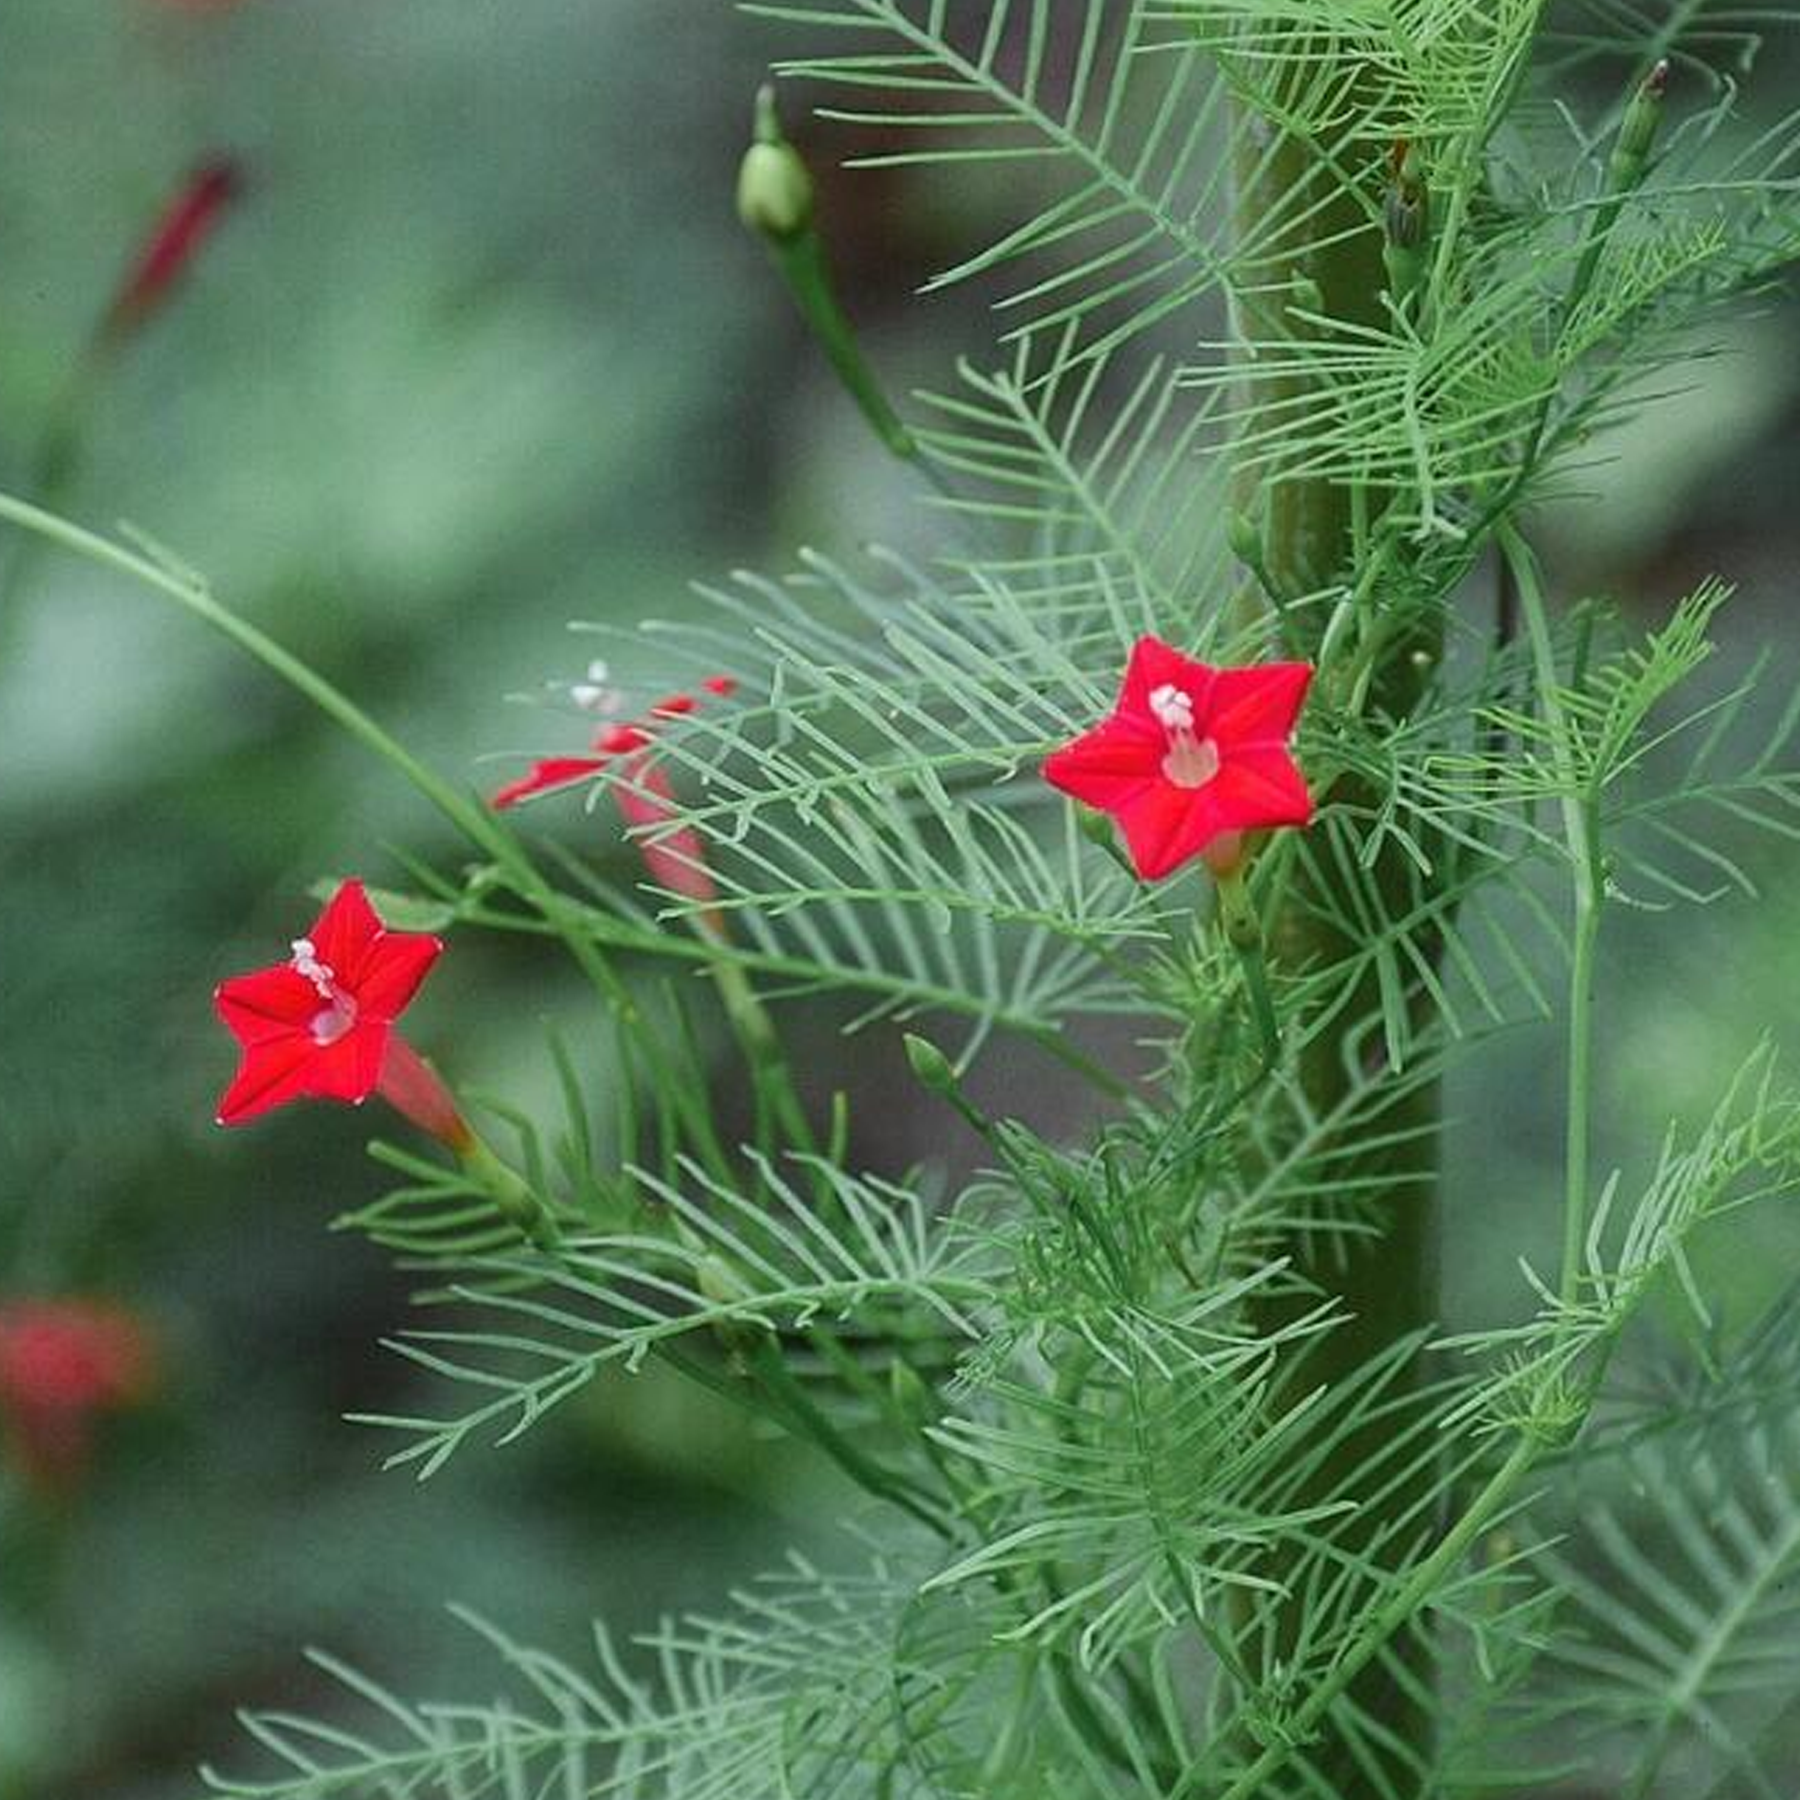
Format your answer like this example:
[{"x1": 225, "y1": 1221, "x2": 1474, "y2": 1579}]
[
  {"x1": 291, "y1": 937, "x2": 357, "y2": 1041},
  {"x1": 1163, "y1": 735, "x2": 1221, "y2": 789},
  {"x1": 289, "y1": 938, "x2": 337, "y2": 998},
  {"x1": 1149, "y1": 682, "x2": 1195, "y2": 732},
  {"x1": 571, "y1": 662, "x2": 624, "y2": 713}
]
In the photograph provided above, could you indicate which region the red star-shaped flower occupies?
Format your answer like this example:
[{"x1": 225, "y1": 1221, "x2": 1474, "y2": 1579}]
[
  {"x1": 1044, "y1": 636, "x2": 1314, "y2": 880},
  {"x1": 214, "y1": 880, "x2": 443, "y2": 1126}
]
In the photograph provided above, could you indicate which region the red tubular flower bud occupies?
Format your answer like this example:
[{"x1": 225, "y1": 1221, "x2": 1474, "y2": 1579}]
[
  {"x1": 103, "y1": 155, "x2": 242, "y2": 338},
  {"x1": 375, "y1": 1036, "x2": 473, "y2": 1153}
]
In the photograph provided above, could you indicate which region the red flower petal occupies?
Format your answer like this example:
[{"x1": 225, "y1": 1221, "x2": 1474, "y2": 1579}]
[
  {"x1": 1112, "y1": 781, "x2": 1231, "y2": 881},
  {"x1": 297, "y1": 1020, "x2": 392, "y2": 1106},
  {"x1": 490, "y1": 756, "x2": 609, "y2": 809},
  {"x1": 595, "y1": 725, "x2": 651, "y2": 755},
  {"x1": 1118, "y1": 636, "x2": 1217, "y2": 730},
  {"x1": 214, "y1": 965, "x2": 318, "y2": 1045},
  {"x1": 216, "y1": 1034, "x2": 321, "y2": 1126},
  {"x1": 354, "y1": 930, "x2": 443, "y2": 1022},
  {"x1": 1211, "y1": 745, "x2": 1315, "y2": 827},
  {"x1": 306, "y1": 881, "x2": 384, "y2": 982},
  {"x1": 1206, "y1": 662, "x2": 1313, "y2": 747},
  {"x1": 1042, "y1": 721, "x2": 1162, "y2": 809},
  {"x1": 617, "y1": 761, "x2": 718, "y2": 905}
]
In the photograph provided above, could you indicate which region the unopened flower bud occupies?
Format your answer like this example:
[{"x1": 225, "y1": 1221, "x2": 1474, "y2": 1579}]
[
  {"x1": 1383, "y1": 140, "x2": 1431, "y2": 311},
  {"x1": 1385, "y1": 148, "x2": 1429, "y2": 248},
  {"x1": 1611, "y1": 60, "x2": 1670, "y2": 188},
  {"x1": 903, "y1": 1032, "x2": 957, "y2": 1096},
  {"x1": 1227, "y1": 509, "x2": 1263, "y2": 570},
  {"x1": 888, "y1": 1357, "x2": 939, "y2": 1427},
  {"x1": 738, "y1": 86, "x2": 814, "y2": 243},
  {"x1": 104, "y1": 156, "x2": 242, "y2": 339}
]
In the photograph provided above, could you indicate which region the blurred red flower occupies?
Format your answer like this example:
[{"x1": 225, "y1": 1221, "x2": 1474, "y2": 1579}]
[
  {"x1": 104, "y1": 156, "x2": 242, "y2": 337},
  {"x1": 1044, "y1": 636, "x2": 1314, "y2": 880},
  {"x1": 0, "y1": 1301, "x2": 156, "y2": 1491}
]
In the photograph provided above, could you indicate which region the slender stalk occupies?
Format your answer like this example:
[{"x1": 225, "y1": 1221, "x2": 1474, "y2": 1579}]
[
  {"x1": 710, "y1": 955, "x2": 819, "y2": 1158},
  {"x1": 1194, "y1": 1436, "x2": 1542, "y2": 1800},
  {"x1": 1504, "y1": 524, "x2": 1604, "y2": 1303},
  {"x1": 1470, "y1": 61, "x2": 1668, "y2": 543},
  {"x1": 745, "y1": 1339, "x2": 949, "y2": 1537}
]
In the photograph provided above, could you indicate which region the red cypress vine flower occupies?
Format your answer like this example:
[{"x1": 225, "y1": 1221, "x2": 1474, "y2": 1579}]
[
  {"x1": 103, "y1": 156, "x2": 242, "y2": 337},
  {"x1": 492, "y1": 675, "x2": 735, "y2": 911},
  {"x1": 0, "y1": 1301, "x2": 156, "y2": 1491},
  {"x1": 214, "y1": 880, "x2": 454, "y2": 1133},
  {"x1": 1044, "y1": 635, "x2": 1314, "y2": 881}
]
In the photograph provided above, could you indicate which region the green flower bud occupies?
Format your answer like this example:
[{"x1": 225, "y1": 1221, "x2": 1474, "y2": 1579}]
[
  {"x1": 738, "y1": 87, "x2": 814, "y2": 243},
  {"x1": 1610, "y1": 59, "x2": 1670, "y2": 189},
  {"x1": 888, "y1": 1357, "x2": 938, "y2": 1427},
  {"x1": 903, "y1": 1031, "x2": 957, "y2": 1096},
  {"x1": 1383, "y1": 140, "x2": 1431, "y2": 311},
  {"x1": 1227, "y1": 509, "x2": 1263, "y2": 569},
  {"x1": 902, "y1": 1030, "x2": 992, "y2": 1136},
  {"x1": 1384, "y1": 143, "x2": 1429, "y2": 251}
]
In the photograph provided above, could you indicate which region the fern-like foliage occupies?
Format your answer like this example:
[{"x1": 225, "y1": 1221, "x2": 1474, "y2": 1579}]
[
  {"x1": 1530, "y1": 1416, "x2": 1800, "y2": 1799},
  {"x1": 186, "y1": 1, "x2": 1800, "y2": 1797}
]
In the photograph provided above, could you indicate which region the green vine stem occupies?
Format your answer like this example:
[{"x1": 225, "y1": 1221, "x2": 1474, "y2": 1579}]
[
  {"x1": 1231, "y1": 52, "x2": 1440, "y2": 1796},
  {"x1": 1503, "y1": 524, "x2": 1605, "y2": 1304}
]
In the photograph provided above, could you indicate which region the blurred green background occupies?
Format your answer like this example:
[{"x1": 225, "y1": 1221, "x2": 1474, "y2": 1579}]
[{"x1": 1, "y1": 4, "x2": 1797, "y2": 1796}]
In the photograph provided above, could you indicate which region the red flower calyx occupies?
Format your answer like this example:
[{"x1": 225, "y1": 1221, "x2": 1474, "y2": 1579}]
[
  {"x1": 1043, "y1": 635, "x2": 1314, "y2": 881},
  {"x1": 214, "y1": 879, "x2": 457, "y2": 1137}
]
